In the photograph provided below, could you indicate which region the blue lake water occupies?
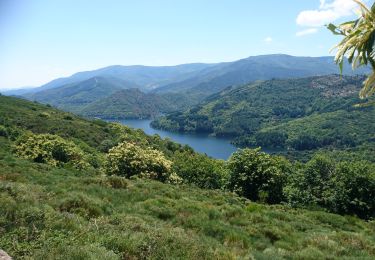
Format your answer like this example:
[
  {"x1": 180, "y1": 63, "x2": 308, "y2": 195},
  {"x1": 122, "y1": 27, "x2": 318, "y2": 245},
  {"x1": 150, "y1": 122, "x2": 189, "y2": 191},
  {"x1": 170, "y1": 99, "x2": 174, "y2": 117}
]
[{"x1": 116, "y1": 119, "x2": 237, "y2": 160}]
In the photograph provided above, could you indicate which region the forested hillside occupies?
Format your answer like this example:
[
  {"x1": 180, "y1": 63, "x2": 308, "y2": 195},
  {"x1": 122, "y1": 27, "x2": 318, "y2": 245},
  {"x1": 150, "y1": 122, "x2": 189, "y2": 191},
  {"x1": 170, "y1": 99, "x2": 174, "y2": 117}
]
[
  {"x1": 22, "y1": 78, "x2": 194, "y2": 119},
  {"x1": 79, "y1": 89, "x2": 192, "y2": 119},
  {"x1": 24, "y1": 77, "x2": 139, "y2": 114},
  {"x1": 152, "y1": 75, "x2": 375, "y2": 159},
  {"x1": 1, "y1": 94, "x2": 374, "y2": 259}
]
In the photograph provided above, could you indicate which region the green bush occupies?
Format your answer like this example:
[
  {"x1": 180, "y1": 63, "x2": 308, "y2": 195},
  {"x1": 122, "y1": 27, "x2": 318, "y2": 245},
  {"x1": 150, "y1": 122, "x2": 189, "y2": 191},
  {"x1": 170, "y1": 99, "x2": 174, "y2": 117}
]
[
  {"x1": 38, "y1": 112, "x2": 50, "y2": 118},
  {"x1": 0, "y1": 125, "x2": 8, "y2": 137},
  {"x1": 58, "y1": 193, "x2": 111, "y2": 218},
  {"x1": 14, "y1": 133, "x2": 89, "y2": 169},
  {"x1": 330, "y1": 161, "x2": 375, "y2": 219},
  {"x1": 105, "y1": 142, "x2": 181, "y2": 183},
  {"x1": 227, "y1": 148, "x2": 289, "y2": 204},
  {"x1": 172, "y1": 151, "x2": 228, "y2": 189},
  {"x1": 284, "y1": 155, "x2": 375, "y2": 219},
  {"x1": 105, "y1": 175, "x2": 129, "y2": 189}
]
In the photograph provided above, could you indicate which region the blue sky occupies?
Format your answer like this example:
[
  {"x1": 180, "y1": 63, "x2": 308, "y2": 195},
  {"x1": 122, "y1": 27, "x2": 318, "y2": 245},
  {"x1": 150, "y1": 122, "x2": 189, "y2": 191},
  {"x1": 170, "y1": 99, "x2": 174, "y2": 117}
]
[{"x1": 0, "y1": 0, "x2": 364, "y2": 89}]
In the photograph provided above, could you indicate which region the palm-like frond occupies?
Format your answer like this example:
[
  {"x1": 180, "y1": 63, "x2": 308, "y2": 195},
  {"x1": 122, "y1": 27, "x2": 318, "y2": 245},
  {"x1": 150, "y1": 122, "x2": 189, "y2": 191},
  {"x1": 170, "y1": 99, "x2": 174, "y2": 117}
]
[{"x1": 328, "y1": 0, "x2": 375, "y2": 98}]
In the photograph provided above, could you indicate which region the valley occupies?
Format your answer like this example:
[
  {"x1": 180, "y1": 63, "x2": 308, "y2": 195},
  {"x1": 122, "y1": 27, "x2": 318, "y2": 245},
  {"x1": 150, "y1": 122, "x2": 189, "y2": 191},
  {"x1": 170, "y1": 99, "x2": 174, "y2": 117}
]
[{"x1": 2, "y1": 1, "x2": 375, "y2": 259}]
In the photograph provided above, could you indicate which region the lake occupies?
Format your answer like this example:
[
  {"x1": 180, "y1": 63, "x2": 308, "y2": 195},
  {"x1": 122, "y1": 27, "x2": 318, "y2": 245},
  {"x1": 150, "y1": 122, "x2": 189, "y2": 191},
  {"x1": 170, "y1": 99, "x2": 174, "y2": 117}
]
[{"x1": 116, "y1": 119, "x2": 237, "y2": 160}]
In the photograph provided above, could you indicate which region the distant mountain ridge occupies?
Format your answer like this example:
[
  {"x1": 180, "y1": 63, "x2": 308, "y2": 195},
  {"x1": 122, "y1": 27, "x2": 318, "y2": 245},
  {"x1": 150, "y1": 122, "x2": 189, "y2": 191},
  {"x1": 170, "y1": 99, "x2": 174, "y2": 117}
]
[
  {"x1": 153, "y1": 55, "x2": 370, "y2": 96},
  {"x1": 5, "y1": 54, "x2": 371, "y2": 119},
  {"x1": 5, "y1": 54, "x2": 370, "y2": 96}
]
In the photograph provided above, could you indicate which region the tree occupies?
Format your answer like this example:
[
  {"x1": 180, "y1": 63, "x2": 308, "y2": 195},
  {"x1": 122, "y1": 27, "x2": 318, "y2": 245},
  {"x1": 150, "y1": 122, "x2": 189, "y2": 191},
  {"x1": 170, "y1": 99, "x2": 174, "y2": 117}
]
[
  {"x1": 328, "y1": 0, "x2": 375, "y2": 98},
  {"x1": 172, "y1": 151, "x2": 228, "y2": 189},
  {"x1": 227, "y1": 148, "x2": 290, "y2": 204}
]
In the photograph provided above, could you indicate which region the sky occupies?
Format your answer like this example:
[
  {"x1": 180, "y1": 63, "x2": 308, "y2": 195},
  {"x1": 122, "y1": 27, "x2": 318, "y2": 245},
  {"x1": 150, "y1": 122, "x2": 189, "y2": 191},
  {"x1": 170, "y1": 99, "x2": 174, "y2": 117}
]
[{"x1": 0, "y1": 0, "x2": 366, "y2": 89}]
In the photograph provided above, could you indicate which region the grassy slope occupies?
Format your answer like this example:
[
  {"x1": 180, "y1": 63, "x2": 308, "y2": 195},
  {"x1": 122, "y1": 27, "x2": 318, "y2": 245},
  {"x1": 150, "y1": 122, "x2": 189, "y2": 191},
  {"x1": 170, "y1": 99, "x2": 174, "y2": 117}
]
[
  {"x1": 1, "y1": 95, "x2": 375, "y2": 259},
  {"x1": 1, "y1": 138, "x2": 375, "y2": 259}
]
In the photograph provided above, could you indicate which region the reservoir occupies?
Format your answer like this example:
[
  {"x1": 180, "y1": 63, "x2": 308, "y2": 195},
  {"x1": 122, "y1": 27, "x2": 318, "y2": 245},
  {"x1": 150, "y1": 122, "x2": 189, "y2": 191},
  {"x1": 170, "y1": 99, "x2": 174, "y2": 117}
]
[{"x1": 117, "y1": 119, "x2": 237, "y2": 160}]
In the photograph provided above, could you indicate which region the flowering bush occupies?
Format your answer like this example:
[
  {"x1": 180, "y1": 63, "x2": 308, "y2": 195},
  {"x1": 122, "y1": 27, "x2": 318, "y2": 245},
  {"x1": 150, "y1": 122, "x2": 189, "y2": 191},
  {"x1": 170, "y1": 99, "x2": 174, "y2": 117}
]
[
  {"x1": 14, "y1": 133, "x2": 89, "y2": 169},
  {"x1": 105, "y1": 142, "x2": 180, "y2": 183}
]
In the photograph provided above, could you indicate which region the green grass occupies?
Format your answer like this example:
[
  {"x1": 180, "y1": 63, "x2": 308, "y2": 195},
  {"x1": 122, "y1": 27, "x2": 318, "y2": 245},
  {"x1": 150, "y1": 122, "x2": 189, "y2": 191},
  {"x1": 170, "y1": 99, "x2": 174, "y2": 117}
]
[{"x1": 0, "y1": 137, "x2": 374, "y2": 259}]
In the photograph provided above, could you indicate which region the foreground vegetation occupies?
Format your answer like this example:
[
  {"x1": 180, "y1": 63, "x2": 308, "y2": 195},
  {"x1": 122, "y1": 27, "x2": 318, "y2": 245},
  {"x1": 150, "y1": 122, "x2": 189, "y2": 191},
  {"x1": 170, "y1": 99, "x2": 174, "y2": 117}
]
[
  {"x1": 1, "y1": 138, "x2": 375, "y2": 259},
  {"x1": 0, "y1": 95, "x2": 374, "y2": 259}
]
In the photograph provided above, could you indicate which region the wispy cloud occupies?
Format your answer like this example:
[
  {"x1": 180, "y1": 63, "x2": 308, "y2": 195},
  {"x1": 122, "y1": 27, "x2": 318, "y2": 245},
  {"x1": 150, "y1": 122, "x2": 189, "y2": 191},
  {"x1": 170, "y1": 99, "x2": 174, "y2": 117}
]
[
  {"x1": 296, "y1": 0, "x2": 358, "y2": 28},
  {"x1": 264, "y1": 37, "x2": 273, "y2": 44},
  {"x1": 296, "y1": 28, "x2": 318, "y2": 37}
]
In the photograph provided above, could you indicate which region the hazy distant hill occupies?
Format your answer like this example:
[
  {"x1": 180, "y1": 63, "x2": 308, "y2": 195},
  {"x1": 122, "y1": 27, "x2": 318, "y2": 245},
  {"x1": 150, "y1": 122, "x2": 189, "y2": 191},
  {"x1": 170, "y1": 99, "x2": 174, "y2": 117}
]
[
  {"x1": 16, "y1": 63, "x2": 215, "y2": 95},
  {"x1": 153, "y1": 55, "x2": 370, "y2": 97},
  {"x1": 24, "y1": 76, "x2": 139, "y2": 113}
]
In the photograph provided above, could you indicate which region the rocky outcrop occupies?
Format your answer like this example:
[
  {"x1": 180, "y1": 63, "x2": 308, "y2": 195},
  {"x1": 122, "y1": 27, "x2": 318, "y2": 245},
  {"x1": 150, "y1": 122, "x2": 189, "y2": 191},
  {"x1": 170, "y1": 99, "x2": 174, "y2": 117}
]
[{"x1": 0, "y1": 250, "x2": 12, "y2": 260}]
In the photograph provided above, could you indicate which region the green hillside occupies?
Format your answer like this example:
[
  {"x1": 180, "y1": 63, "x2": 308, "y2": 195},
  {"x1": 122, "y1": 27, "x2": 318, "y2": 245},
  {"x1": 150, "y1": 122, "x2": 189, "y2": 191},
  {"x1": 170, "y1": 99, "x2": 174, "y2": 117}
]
[
  {"x1": 79, "y1": 89, "x2": 193, "y2": 119},
  {"x1": 152, "y1": 75, "x2": 375, "y2": 159},
  {"x1": 0, "y1": 95, "x2": 374, "y2": 259},
  {"x1": 25, "y1": 77, "x2": 139, "y2": 113}
]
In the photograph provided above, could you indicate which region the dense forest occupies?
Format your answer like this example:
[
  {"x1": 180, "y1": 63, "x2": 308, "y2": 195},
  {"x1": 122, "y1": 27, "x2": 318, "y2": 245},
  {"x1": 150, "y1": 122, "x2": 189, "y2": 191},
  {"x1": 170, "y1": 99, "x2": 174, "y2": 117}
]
[
  {"x1": 152, "y1": 74, "x2": 375, "y2": 160},
  {"x1": 0, "y1": 94, "x2": 374, "y2": 259}
]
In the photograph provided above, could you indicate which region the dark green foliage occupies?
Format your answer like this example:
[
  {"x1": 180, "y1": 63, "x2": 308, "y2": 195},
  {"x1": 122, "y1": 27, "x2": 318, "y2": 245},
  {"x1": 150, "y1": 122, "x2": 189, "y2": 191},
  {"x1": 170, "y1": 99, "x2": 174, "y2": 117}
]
[
  {"x1": 153, "y1": 75, "x2": 375, "y2": 160},
  {"x1": 227, "y1": 148, "x2": 290, "y2": 204},
  {"x1": 285, "y1": 155, "x2": 375, "y2": 219},
  {"x1": 255, "y1": 131, "x2": 288, "y2": 148},
  {"x1": 0, "y1": 125, "x2": 8, "y2": 137},
  {"x1": 172, "y1": 151, "x2": 228, "y2": 189}
]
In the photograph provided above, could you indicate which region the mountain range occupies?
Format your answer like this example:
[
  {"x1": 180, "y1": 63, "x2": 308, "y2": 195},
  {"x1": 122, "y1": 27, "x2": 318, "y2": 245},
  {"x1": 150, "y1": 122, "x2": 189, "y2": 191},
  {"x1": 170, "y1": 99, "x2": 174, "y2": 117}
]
[{"x1": 3, "y1": 54, "x2": 371, "y2": 119}]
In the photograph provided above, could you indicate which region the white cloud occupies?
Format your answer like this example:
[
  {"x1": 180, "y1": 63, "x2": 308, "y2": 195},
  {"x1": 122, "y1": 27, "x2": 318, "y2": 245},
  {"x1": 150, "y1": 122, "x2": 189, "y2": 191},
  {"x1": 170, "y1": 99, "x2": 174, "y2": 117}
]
[
  {"x1": 264, "y1": 37, "x2": 273, "y2": 43},
  {"x1": 296, "y1": 0, "x2": 358, "y2": 27},
  {"x1": 296, "y1": 28, "x2": 319, "y2": 37}
]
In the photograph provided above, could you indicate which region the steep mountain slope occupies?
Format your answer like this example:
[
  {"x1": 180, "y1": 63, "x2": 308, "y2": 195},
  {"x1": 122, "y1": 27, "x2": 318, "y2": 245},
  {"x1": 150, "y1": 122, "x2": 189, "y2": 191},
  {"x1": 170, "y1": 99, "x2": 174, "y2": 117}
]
[
  {"x1": 152, "y1": 74, "x2": 375, "y2": 155},
  {"x1": 79, "y1": 88, "x2": 189, "y2": 119},
  {"x1": 154, "y1": 55, "x2": 370, "y2": 98},
  {"x1": 24, "y1": 76, "x2": 138, "y2": 113}
]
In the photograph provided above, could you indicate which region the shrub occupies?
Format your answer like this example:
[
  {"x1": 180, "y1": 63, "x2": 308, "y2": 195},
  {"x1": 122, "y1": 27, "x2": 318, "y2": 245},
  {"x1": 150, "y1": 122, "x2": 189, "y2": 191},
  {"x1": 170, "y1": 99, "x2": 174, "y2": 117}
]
[
  {"x1": 14, "y1": 133, "x2": 89, "y2": 169},
  {"x1": 227, "y1": 148, "x2": 289, "y2": 204},
  {"x1": 172, "y1": 151, "x2": 228, "y2": 189},
  {"x1": 63, "y1": 115, "x2": 74, "y2": 120},
  {"x1": 0, "y1": 125, "x2": 8, "y2": 137},
  {"x1": 99, "y1": 139, "x2": 117, "y2": 153},
  {"x1": 38, "y1": 112, "x2": 50, "y2": 118},
  {"x1": 105, "y1": 142, "x2": 180, "y2": 183},
  {"x1": 330, "y1": 161, "x2": 375, "y2": 219},
  {"x1": 105, "y1": 175, "x2": 129, "y2": 189},
  {"x1": 284, "y1": 155, "x2": 334, "y2": 208},
  {"x1": 284, "y1": 155, "x2": 375, "y2": 219},
  {"x1": 58, "y1": 193, "x2": 111, "y2": 218}
]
